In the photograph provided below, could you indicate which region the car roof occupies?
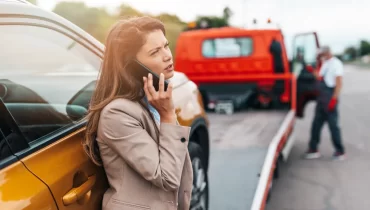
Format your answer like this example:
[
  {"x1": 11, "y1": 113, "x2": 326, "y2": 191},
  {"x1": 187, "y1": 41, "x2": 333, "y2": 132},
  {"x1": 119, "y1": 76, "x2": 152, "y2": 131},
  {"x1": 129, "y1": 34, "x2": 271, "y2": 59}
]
[
  {"x1": 0, "y1": 0, "x2": 190, "y2": 89},
  {"x1": 0, "y1": 0, "x2": 105, "y2": 52},
  {"x1": 0, "y1": 0, "x2": 30, "y2": 4}
]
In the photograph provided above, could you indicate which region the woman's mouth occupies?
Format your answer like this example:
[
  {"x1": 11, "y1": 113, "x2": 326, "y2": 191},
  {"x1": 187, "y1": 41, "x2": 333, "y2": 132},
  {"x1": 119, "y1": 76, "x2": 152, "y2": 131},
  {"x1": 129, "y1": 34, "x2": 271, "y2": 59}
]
[{"x1": 164, "y1": 64, "x2": 174, "y2": 71}]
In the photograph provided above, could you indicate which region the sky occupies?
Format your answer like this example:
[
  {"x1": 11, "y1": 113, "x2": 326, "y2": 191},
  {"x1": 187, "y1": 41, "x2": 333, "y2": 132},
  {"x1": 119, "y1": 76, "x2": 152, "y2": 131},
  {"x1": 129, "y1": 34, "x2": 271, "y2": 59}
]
[{"x1": 37, "y1": 0, "x2": 370, "y2": 56}]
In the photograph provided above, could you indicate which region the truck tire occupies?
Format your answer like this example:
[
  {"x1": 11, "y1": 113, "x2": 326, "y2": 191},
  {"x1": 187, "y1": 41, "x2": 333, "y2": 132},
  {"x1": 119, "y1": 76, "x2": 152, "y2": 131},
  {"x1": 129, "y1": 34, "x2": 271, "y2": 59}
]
[
  {"x1": 188, "y1": 141, "x2": 209, "y2": 210},
  {"x1": 200, "y1": 90, "x2": 212, "y2": 112}
]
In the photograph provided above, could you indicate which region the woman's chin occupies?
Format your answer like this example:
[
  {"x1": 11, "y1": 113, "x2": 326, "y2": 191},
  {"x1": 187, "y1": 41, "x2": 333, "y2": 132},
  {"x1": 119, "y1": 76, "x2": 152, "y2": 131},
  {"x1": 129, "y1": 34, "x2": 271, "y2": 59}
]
[{"x1": 164, "y1": 70, "x2": 174, "y2": 80}]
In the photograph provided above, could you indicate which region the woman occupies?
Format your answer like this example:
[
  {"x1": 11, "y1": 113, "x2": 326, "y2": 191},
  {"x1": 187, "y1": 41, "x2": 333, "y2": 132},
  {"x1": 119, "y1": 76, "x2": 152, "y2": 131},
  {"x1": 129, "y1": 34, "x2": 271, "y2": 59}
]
[{"x1": 83, "y1": 16, "x2": 193, "y2": 210}]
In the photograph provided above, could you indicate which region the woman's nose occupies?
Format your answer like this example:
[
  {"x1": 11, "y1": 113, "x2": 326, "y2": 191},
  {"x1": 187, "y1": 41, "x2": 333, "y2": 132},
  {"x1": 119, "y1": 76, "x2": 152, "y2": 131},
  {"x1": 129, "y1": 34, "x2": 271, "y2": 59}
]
[{"x1": 162, "y1": 49, "x2": 172, "y2": 62}]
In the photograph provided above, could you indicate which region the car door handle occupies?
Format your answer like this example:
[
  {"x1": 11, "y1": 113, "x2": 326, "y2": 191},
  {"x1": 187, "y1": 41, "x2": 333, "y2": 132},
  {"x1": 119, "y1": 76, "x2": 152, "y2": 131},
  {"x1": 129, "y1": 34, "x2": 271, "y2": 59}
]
[{"x1": 62, "y1": 174, "x2": 96, "y2": 206}]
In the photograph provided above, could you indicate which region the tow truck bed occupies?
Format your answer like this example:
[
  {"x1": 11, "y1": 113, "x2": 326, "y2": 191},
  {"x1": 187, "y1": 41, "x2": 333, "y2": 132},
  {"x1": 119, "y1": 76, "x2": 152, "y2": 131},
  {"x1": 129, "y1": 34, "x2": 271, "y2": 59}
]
[{"x1": 208, "y1": 110, "x2": 295, "y2": 210}]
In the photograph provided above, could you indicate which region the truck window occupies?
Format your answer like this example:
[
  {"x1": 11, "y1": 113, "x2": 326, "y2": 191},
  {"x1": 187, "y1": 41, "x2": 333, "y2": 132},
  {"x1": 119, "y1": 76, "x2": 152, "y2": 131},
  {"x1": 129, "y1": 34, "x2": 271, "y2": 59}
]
[
  {"x1": 293, "y1": 34, "x2": 317, "y2": 66},
  {"x1": 202, "y1": 37, "x2": 253, "y2": 58}
]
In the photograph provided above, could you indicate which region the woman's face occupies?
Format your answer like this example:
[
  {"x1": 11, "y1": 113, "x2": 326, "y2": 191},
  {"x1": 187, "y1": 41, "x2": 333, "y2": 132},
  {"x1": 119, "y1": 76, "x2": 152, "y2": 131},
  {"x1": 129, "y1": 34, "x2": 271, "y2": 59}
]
[{"x1": 136, "y1": 29, "x2": 174, "y2": 80}]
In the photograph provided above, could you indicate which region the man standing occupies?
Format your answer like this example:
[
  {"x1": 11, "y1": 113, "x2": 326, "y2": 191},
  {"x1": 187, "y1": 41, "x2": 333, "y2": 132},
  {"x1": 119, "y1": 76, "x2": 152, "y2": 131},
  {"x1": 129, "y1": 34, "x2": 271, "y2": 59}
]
[{"x1": 304, "y1": 46, "x2": 346, "y2": 160}]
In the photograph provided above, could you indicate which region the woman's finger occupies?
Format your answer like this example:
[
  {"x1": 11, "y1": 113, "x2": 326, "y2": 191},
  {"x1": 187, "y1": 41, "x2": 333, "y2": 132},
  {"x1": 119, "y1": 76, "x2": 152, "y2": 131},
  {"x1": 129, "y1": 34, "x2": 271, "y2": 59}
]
[
  {"x1": 147, "y1": 73, "x2": 158, "y2": 98},
  {"x1": 158, "y1": 73, "x2": 165, "y2": 97},
  {"x1": 143, "y1": 77, "x2": 152, "y2": 100},
  {"x1": 166, "y1": 82, "x2": 173, "y2": 98}
]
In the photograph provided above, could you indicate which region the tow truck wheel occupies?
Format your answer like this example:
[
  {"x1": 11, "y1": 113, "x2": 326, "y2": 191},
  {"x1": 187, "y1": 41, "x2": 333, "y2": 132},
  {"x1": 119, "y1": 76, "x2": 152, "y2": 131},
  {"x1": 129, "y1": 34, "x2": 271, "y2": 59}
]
[
  {"x1": 189, "y1": 142, "x2": 209, "y2": 210},
  {"x1": 252, "y1": 90, "x2": 273, "y2": 110},
  {"x1": 200, "y1": 91, "x2": 212, "y2": 112}
]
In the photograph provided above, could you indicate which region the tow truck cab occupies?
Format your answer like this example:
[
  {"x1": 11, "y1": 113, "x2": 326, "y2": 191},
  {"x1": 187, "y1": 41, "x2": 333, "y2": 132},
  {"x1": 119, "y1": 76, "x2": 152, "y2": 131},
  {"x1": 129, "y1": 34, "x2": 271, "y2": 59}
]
[{"x1": 174, "y1": 26, "x2": 320, "y2": 117}]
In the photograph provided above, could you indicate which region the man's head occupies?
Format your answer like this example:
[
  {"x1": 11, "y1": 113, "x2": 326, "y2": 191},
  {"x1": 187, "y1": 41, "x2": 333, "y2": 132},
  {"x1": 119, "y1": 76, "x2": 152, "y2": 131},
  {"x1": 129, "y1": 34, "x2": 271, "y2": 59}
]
[{"x1": 317, "y1": 46, "x2": 333, "y2": 61}]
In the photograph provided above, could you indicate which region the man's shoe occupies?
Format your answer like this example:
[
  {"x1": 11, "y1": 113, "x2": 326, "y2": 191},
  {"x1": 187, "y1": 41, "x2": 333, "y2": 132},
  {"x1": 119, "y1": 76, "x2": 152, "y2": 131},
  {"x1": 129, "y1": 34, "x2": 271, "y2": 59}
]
[
  {"x1": 332, "y1": 152, "x2": 346, "y2": 161},
  {"x1": 303, "y1": 149, "x2": 321, "y2": 159}
]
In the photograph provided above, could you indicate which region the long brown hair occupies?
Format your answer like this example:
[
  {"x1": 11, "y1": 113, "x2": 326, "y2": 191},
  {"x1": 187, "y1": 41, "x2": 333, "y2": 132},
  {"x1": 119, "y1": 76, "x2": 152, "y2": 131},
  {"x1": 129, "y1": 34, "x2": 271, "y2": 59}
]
[{"x1": 83, "y1": 16, "x2": 166, "y2": 166}]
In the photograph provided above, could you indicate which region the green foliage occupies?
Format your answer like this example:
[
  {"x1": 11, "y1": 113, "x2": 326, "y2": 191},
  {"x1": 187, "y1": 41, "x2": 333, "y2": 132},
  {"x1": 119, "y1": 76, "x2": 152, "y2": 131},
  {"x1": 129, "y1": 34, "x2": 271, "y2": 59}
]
[
  {"x1": 360, "y1": 40, "x2": 370, "y2": 56},
  {"x1": 223, "y1": 7, "x2": 233, "y2": 24},
  {"x1": 344, "y1": 46, "x2": 357, "y2": 60},
  {"x1": 196, "y1": 16, "x2": 228, "y2": 28},
  {"x1": 53, "y1": 2, "x2": 116, "y2": 43},
  {"x1": 185, "y1": 6, "x2": 233, "y2": 31},
  {"x1": 51, "y1": 2, "x2": 191, "y2": 58},
  {"x1": 163, "y1": 22, "x2": 187, "y2": 57},
  {"x1": 155, "y1": 13, "x2": 185, "y2": 25},
  {"x1": 51, "y1": 2, "x2": 231, "y2": 57},
  {"x1": 117, "y1": 4, "x2": 143, "y2": 18},
  {"x1": 342, "y1": 40, "x2": 370, "y2": 61}
]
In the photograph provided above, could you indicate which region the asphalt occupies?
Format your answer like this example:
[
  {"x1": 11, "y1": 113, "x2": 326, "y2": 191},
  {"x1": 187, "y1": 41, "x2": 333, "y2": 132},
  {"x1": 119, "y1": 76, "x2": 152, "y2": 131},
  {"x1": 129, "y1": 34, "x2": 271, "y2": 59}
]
[
  {"x1": 207, "y1": 65, "x2": 370, "y2": 210},
  {"x1": 206, "y1": 110, "x2": 287, "y2": 210}
]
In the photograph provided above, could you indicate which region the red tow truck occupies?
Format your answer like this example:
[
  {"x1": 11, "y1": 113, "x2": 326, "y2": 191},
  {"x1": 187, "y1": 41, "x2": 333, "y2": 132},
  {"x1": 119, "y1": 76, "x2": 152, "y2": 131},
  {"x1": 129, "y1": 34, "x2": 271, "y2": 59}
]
[{"x1": 174, "y1": 25, "x2": 321, "y2": 209}]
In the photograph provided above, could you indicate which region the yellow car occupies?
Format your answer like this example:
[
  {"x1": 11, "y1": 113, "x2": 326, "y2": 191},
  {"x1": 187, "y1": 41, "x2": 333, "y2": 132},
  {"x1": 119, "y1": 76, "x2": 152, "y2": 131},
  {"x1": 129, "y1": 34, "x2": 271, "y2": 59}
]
[{"x1": 0, "y1": 1, "x2": 210, "y2": 209}]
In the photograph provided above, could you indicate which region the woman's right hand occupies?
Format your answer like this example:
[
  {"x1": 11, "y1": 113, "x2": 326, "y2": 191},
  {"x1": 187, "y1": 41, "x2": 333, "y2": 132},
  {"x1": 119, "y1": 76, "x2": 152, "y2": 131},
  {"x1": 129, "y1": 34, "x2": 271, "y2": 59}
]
[{"x1": 143, "y1": 73, "x2": 177, "y2": 124}]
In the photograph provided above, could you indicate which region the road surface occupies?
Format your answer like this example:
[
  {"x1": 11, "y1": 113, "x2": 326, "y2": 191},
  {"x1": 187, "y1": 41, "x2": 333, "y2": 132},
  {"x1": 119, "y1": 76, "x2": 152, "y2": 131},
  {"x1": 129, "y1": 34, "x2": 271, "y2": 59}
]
[{"x1": 208, "y1": 64, "x2": 370, "y2": 210}]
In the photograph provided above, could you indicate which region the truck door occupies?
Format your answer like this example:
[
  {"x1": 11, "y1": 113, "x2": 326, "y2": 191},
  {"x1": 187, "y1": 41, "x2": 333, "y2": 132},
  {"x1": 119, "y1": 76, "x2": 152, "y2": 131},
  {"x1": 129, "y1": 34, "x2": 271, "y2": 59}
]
[{"x1": 291, "y1": 32, "x2": 321, "y2": 118}]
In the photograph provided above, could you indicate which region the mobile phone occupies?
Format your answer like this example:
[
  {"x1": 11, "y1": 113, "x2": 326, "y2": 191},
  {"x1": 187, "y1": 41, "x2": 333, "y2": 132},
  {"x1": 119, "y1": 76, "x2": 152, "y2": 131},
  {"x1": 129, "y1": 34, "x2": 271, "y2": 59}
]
[{"x1": 131, "y1": 59, "x2": 169, "y2": 91}]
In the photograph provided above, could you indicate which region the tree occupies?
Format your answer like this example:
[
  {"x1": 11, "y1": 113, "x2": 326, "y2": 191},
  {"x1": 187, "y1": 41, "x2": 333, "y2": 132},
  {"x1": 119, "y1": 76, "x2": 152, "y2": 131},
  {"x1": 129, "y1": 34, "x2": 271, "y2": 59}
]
[
  {"x1": 53, "y1": 2, "x2": 114, "y2": 42},
  {"x1": 156, "y1": 13, "x2": 184, "y2": 24},
  {"x1": 186, "y1": 7, "x2": 233, "y2": 30},
  {"x1": 117, "y1": 4, "x2": 142, "y2": 18},
  {"x1": 51, "y1": 1, "x2": 188, "y2": 54},
  {"x1": 223, "y1": 7, "x2": 233, "y2": 25},
  {"x1": 360, "y1": 40, "x2": 370, "y2": 56},
  {"x1": 194, "y1": 16, "x2": 228, "y2": 29},
  {"x1": 53, "y1": 2, "x2": 89, "y2": 29},
  {"x1": 344, "y1": 46, "x2": 357, "y2": 60}
]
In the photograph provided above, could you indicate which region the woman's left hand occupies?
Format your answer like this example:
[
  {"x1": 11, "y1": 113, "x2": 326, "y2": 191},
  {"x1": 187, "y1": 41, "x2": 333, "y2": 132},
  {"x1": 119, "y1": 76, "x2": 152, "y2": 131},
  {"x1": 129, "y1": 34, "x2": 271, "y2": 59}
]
[{"x1": 143, "y1": 73, "x2": 177, "y2": 124}]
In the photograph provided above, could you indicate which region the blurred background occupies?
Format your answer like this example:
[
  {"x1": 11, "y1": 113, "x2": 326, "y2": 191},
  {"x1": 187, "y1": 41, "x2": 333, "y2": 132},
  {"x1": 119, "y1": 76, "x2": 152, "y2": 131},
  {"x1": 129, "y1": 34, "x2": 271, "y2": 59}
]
[
  {"x1": 16, "y1": 1, "x2": 370, "y2": 210},
  {"x1": 32, "y1": 0, "x2": 370, "y2": 64}
]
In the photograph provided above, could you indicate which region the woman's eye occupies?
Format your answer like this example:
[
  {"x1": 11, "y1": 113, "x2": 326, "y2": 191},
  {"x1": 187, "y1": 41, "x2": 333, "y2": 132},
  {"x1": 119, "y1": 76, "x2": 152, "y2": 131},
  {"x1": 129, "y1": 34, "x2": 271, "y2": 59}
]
[
  {"x1": 151, "y1": 50, "x2": 158, "y2": 56},
  {"x1": 165, "y1": 43, "x2": 170, "y2": 48}
]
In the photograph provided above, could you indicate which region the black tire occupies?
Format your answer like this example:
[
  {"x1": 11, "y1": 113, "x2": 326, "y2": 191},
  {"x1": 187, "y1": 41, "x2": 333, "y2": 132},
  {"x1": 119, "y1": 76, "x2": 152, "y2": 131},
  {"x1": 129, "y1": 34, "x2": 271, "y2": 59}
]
[
  {"x1": 199, "y1": 90, "x2": 210, "y2": 111},
  {"x1": 252, "y1": 89, "x2": 273, "y2": 110},
  {"x1": 188, "y1": 141, "x2": 209, "y2": 210}
]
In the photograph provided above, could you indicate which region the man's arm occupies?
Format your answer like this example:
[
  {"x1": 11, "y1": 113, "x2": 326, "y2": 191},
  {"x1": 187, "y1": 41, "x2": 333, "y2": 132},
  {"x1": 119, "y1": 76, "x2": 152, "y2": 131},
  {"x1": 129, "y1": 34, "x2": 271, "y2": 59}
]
[
  {"x1": 333, "y1": 60, "x2": 344, "y2": 99},
  {"x1": 333, "y1": 76, "x2": 343, "y2": 99},
  {"x1": 313, "y1": 69, "x2": 320, "y2": 79}
]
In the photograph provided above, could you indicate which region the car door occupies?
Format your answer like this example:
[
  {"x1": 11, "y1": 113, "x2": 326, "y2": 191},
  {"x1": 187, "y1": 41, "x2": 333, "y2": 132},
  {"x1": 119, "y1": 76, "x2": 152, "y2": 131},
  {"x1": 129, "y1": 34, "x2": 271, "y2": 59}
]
[
  {"x1": 0, "y1": 16, "x2": 108, "y2": 210},
  {"x1": 0, "y1": 101, "x2": 58, "y2": 210},
  {"x1": 291, "y1": 32, "x2": 321, "y2": 118}
]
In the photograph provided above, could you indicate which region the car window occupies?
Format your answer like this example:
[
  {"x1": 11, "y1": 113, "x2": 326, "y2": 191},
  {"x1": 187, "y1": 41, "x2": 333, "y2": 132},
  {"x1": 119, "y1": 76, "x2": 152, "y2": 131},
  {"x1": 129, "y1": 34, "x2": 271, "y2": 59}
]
[
  {"x1": 202, "y1": 40, "x2": 216, "y2": 57},
  {"x1": 0, "y1": 129, "x2": 13, "y2": 162},
  {"x1": 293, "y1": 33, "x2": 318, "y2": 66},
  {"x1": 0, "y1": 122, "x2": 27, "y2": 163},
  {"x1": 0, "y1": 25, "x2": 101, "y2": 143},
  {"x1": 0, "y1": 102, "x2": 28, "y2": 163},
  {"x1": 202, "y1": 37, "x2": 253, "y2": 58}
]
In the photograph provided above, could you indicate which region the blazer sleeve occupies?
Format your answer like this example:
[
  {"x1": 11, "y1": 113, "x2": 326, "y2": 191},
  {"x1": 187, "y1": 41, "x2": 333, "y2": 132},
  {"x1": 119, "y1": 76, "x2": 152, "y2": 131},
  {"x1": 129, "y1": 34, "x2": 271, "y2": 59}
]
[{"x1": 99, "y1": 106, "x2": 191, "y2": 191}]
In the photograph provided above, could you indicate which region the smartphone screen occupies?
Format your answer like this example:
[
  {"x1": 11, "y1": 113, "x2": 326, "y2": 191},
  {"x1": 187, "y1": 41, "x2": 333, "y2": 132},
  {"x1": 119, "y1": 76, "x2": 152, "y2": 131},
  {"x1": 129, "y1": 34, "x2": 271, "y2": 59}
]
[{"x1": 130, "y1": 59, "x2": 169, "y2": 91}]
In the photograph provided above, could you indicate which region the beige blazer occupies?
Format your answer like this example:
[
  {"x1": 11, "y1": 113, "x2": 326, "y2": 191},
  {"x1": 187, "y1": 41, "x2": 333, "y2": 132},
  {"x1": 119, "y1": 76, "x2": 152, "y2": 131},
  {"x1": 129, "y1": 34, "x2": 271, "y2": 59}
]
[{"x1": 96, "y1": 98, "x2": 193, "y2": 210}]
